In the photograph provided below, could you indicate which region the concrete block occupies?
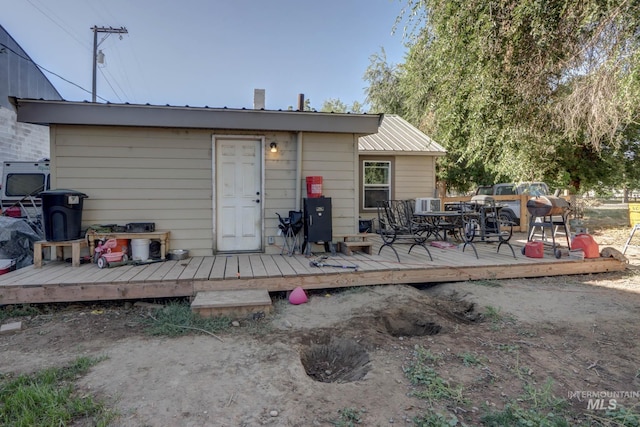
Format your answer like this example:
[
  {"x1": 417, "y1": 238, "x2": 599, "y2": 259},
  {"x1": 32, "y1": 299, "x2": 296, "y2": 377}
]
[{"x1": 0, "y1": 321, "x2": 23, "y2": 334}]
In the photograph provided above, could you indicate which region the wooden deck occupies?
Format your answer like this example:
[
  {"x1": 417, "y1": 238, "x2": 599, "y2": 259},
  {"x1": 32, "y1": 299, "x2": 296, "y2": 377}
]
[{"x1": 0, "y1": 236, "x2": 626, "y2": 305}]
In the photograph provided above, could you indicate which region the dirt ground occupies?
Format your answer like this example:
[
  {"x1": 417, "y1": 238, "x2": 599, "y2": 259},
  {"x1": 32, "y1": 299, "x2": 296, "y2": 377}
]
[{"x1": 1, "y1": 235, "x2": 640, "y2": 426}]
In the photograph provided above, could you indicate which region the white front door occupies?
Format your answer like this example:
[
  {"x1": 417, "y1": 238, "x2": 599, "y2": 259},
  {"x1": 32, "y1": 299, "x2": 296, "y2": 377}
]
[{"x1": 215, "y1": 137, "x2": 262, "y2": 252}]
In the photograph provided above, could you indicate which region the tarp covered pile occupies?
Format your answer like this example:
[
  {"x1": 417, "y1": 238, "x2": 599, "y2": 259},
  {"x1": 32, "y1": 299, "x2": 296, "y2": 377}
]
[{"x1": 0, "y1": 216, "x2": 44, "y2": 269}]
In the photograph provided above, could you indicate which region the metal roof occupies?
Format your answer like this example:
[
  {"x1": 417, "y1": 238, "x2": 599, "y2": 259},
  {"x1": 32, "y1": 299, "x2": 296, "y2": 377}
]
[
  {"x1": 358, "y1": 114, "x2": 446, "y2": 155},
  {"x1": 1, "y1": 25, "x2": 63, "y2": 109},
  {"x1": 12, "y1": 98, "x2": 382, "y2": 134}
]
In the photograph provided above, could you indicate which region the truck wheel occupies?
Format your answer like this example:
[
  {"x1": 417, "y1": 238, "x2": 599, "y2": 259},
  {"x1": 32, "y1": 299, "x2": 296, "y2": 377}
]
[{"x1": 499, "y1": 211, "x2": 517, "y2": 225}]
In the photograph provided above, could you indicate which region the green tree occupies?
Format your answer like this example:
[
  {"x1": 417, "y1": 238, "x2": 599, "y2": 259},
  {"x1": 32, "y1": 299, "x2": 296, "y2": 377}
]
[
  {"x1": 363, "y1": 48, "x2": 405, "y2": 115},
  {"x1": 287, "y1": 98, "x2": 313, "y2": 111},
  {"x1": 320, "y1": 98, "x2": 364, "y2": 113},
  {"x1": 366, "y1": 0, "x2": 640, "y2": 193}
]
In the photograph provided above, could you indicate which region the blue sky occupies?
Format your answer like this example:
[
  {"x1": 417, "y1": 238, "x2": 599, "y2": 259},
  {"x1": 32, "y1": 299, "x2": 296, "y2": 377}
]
[{"x1": 1, "y1": 0, "x2": 410, "y2": 110}]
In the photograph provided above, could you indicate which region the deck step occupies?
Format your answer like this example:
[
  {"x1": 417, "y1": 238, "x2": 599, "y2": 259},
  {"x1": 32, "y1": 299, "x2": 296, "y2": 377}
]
[{"x1": 191, "y1": 289, "x2": 272, "y2": 319}]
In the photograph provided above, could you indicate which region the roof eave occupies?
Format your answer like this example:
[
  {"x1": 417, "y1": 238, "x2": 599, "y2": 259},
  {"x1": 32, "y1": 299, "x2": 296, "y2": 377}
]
[
  {"x1": 358, "y1": 150, "x2": 446, "y2": 156},
  {"x1": 13, "y1": 99, "x2": 382, "y2": 134}
]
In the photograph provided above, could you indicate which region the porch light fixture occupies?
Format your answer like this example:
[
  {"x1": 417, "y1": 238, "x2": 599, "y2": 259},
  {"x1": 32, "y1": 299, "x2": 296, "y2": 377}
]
[{"x1": 270, "y1": 142, "x2": 278, "y2": 153}]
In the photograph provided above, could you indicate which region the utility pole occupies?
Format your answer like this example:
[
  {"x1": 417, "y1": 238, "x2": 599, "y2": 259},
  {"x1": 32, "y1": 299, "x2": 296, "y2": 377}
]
[{"x1": 91, "y1": 26, "x2": 128, "y2": 102}]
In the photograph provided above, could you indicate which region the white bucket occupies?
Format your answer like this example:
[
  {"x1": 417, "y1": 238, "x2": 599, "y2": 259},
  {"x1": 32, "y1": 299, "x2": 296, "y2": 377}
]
[{"x1": 131, "y1": 239, "x2": 150, "y2": 261}]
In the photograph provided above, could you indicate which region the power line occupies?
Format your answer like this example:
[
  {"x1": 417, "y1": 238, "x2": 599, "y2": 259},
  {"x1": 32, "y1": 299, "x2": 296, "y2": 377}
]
[
  {"x1": 0, "y1": 42, "x2": 109, "y2": 102},
  {"x1": 98, "y1": 67, "x2": 124, "y2": 103},
  {"x1": 24, "y1": 0, "x2": 90, "y2": 50}
]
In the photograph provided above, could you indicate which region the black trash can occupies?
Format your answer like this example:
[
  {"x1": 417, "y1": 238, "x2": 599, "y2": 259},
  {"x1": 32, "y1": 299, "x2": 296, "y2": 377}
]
[{"x1": 39, "y1": 189, "x2": 88, "y2": 241}]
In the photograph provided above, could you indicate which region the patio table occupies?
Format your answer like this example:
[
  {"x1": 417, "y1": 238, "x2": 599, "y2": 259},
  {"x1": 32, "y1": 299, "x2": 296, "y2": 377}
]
[{"x1": 413, "y1": 210, "x2": 478, "y2": 258}]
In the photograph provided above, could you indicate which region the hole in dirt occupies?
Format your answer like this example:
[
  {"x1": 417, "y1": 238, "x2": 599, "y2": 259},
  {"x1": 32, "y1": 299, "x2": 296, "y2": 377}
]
[
  {"x1": 300, "y1": 338, "x2": 371, "y2": 383},
  {"x1": 382, "y1": 313, "x2": 442, "y2": 337}
]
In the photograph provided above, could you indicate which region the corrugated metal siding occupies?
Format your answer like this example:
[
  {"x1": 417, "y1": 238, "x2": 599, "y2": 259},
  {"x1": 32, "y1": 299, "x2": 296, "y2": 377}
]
[
  {"x1": 358, "y1": 115, "x2": 445, "y2": 154},
  {"x1": 1, "y1": 26, "x2": 62, "y2": 109}
]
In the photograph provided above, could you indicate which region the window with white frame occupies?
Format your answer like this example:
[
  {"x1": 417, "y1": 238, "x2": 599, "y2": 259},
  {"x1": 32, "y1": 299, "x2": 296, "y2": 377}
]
[{"x1": 363, "y1": 160, "x2": 391, "y2": 209}]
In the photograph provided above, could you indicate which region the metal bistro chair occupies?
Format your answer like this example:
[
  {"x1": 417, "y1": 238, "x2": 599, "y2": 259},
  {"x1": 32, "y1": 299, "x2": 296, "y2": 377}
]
[
  {"x1": 463, "y1": 195, "x2": 515, "y2": 258},
  {"x1": 276, "y1": 210, "x2": 304, "y2": 256},
  {"x1": 376, "y1": 200, "x2": 433, "y2": 262}
]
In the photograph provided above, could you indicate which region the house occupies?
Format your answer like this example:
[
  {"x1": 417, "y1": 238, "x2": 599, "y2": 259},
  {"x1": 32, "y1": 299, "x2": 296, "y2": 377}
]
[
  {"x1": 357, "y1": 114, "x2": 446, "y2": 222},
  {"x1": 13, "y1": 98, "x2": 381, "y2": 255},
  {"x1": 0, "y1": 24, "x2": 62, "y2": 172}
]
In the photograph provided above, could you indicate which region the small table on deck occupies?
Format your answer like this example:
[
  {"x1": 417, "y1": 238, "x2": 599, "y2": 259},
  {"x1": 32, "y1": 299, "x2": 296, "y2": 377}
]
[
  {"x1": 413, "y1": 210, "x2": 479, "y2": 258},
  {"x1": 413, "y1": 211, "x2": 467, "y2": 241},
  {"x1": 34, "y1": 239, "x2": 88, "y2": 268},
  {"x1": 87, "y1": 230, "x2": 170, "y2": 260}
]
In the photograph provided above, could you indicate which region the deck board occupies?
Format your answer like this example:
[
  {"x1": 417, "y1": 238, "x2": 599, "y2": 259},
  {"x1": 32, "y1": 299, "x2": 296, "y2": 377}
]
[
  {"x1": 248, "y1": 255, "x2": 268, "y2": 279},
  {"x1": 271, "y1": 255, "x2": 298, "y2": 276},
  {"x1": 238, "y1": 255, "x2": 254, "y2": 279},
  {"x1": 144, "y1": 260, "x2": 178, "y2": 282},
  {"x1": 0, "y1": 235, "x2": 627, "y2": 305},
  {"x1": 178, "y1": 257, "x2": 204, "y2": 281},
  {"x1": 126, "y1": 261, "x2": 165, "y2": 282},
  {"x1": 193, "y1": 257, "x2": 215, "y2": 280},
  {"x1": 209, "y1": 256, "x2": 227, "y2": 280},
  {"x1": 224, "y1": 256, "x2": 239, "y2": 280},
  {"x1": 261, "y1": 256, "x2": 282, "y2": 277}
]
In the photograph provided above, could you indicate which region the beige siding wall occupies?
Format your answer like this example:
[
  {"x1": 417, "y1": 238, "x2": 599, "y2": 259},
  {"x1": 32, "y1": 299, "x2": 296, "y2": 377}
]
[
  {"x1": 301, "y1": 133, "x2": 359, "y2": 238},
  {"x1": 263, "y1": 132, "x2": 297, "y2": 254},
  {"x1": 394, "y1": 155, "x2": 437, "y2": 200},
  {"x1": 358, "y1": 154, "x2": 438, "y2": 223},
  {"x1": 50, "y1": 126, "x2": 358, "y2": 256},
  {"x1": 52, "y1": 126, "x2": 301, "y2": 256},
  {"x1": 51, "y1": 125, "x2": 215, "y2": 255}
]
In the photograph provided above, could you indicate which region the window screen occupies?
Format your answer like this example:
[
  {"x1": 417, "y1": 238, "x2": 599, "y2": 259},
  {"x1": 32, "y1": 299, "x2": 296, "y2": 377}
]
[{"x1": 363, "y1": 161, "x2": 391, "y2": 209}]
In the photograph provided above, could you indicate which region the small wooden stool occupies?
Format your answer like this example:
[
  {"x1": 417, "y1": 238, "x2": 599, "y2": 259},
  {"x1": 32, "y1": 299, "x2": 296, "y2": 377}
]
[
  {"x1": 33, "y1": 239, "x2": 87, "y2": 268},
  {"x1": 337, "y1": 233, "x2": 373, "y2": 255}
]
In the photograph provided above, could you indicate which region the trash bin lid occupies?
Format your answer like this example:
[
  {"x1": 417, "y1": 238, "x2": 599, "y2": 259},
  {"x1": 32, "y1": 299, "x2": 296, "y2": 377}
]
[{"x1": 39, "y1": 189, "x2": 88, "y2": 198}]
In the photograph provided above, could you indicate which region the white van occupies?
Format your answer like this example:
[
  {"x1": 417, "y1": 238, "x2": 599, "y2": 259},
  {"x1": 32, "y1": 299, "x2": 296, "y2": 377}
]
[
  {"x1": 1, "y1": 160, "x2": 50, "y2": 218},
  {"x1": 1, "y1": 160, "x2": 50, "y2": 201}
]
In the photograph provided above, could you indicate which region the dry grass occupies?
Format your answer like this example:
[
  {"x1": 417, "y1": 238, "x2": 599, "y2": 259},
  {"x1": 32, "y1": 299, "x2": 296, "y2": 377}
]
[{"x1": 580, "y1": 203, "x2": 633, "y2": 247}]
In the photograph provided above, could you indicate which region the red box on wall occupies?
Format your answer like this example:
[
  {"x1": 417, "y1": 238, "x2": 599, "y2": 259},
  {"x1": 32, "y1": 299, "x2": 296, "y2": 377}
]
[
  {"x1": 306, "y1": 176, "x2": 323, "y2": 198},
  {"x1": 524, "y1": 241, "x2": 544, "y2": 258}
]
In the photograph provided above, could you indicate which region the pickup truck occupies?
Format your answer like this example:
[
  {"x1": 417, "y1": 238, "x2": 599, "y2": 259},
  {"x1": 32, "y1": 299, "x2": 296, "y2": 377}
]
[{"x1": 475, "y1": 182, "x2": 550, "y2": 225}]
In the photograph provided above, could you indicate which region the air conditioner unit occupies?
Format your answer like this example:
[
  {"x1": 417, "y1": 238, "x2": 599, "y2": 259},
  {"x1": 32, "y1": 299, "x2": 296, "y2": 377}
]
[{"x1": 415, "y1": 197, "x2": 441, "y2": 214}]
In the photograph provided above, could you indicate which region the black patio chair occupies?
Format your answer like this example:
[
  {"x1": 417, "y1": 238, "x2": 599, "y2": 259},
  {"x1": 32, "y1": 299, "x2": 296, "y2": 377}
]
[
  {"x1": 277, "y1": 210, "x2": 304, "y2": 256},
  {"x1": 464, "y1": 195, "x2": 516, "y2": 258},
  {"x1": 376, "y1": 200, "x2": 433, "y2": 262}
]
